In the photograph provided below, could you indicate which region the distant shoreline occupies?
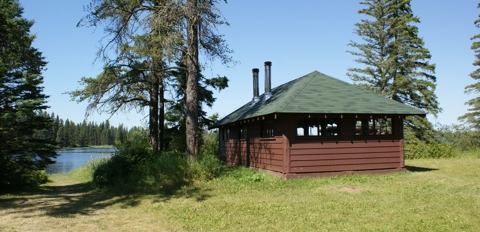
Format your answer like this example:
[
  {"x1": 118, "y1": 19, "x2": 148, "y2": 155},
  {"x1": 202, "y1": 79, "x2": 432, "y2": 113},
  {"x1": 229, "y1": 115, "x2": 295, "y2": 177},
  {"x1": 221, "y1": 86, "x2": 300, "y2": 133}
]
[{"x1": 58, "y1": 145, "x2": 116, "y2": 150}]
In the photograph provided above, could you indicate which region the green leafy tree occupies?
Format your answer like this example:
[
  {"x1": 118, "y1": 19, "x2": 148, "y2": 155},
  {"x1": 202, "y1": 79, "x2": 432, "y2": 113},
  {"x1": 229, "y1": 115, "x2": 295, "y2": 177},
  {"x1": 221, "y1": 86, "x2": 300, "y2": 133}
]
[
  {"x1": 347, "y1": 0, "x2": 440, "y2": 142},
  {"x1": 459, "y1": 3, "x2": 480, "y2": 130},
  {"x1": 0, "y1": 0, "x2": 57, "y2": 188}
]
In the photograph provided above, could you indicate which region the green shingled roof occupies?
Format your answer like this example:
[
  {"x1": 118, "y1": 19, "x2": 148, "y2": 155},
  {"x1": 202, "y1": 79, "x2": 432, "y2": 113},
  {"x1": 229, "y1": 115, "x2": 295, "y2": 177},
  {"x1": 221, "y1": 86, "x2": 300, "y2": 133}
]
[{"x1": 210, "y1": 71, "x2": 426, "y2": 128}]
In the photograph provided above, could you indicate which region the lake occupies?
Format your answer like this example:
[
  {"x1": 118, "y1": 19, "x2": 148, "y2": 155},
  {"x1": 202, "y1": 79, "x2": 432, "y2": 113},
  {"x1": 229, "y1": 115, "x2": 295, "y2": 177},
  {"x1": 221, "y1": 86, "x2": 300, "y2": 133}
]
[{"x1": 46, "y1": 147, "x2": 116, "y2": 174}]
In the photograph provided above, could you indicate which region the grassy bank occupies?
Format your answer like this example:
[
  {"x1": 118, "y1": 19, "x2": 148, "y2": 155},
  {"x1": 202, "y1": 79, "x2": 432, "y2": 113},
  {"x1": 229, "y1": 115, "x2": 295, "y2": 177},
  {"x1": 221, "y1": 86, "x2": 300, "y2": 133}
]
[{"x1": 1, "y1": 158, "x2": 479, "y2": 231}]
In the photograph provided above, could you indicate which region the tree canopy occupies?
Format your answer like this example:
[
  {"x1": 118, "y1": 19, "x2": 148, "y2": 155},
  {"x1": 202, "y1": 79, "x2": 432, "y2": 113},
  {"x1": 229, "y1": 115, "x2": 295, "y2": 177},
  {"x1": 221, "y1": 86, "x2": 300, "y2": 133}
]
[
  {"x1": 71, "y1": 0, "x2": 233, "y2": 156},
  {"x1": 0, "y1": 0, "x2": 57, "y2": 188}
]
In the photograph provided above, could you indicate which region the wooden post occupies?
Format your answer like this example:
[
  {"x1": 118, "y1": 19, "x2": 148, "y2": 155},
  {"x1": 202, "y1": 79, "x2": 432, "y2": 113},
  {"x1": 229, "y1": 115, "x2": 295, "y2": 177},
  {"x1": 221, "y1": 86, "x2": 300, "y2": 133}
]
[
  {"x1": 282, "y1": 134, "x2": 291, "y2": 177},
  {"x1": 399, "y1": 139, "x2": 405, "y2": 168}
]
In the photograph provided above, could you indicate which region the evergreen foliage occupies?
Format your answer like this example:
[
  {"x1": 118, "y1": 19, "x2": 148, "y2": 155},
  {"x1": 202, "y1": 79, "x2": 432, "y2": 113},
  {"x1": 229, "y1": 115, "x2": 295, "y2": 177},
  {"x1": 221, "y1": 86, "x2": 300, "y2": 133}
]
[
  {"x1": 348, "y1": 0, "x2": 440, "y2": 142},
  {"x1": 73, "y1": 0, "x2": 185, "y2": 154},
  {"x1": 33, "y1": 112, "x2": 130, "y2": 148},
  {"x1": 0, "y1": 0, "x2": 56, "y2": 188},
  {"x1": 165, "y1": 57, "x2": 228, "y2": 144},
  {"x1": 459, "y1": 3, "x2": 480, "y2": 130},
  {"x1": 184, "y1": 0, "x2": 233, "y2": 158},
  {"x1": 74, "y1": 0, "x2": 232, "y2": 156},
  {"x1": 67, "y1": 60, "x2": 165, "y2": 151}
]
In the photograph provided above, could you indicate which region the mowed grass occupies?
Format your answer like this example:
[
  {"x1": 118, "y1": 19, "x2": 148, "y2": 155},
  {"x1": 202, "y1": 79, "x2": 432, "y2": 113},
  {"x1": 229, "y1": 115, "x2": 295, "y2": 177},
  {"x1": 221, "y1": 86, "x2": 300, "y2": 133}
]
[{"x1": 1, "y1": 158, "x2": 479, "y2": 231}]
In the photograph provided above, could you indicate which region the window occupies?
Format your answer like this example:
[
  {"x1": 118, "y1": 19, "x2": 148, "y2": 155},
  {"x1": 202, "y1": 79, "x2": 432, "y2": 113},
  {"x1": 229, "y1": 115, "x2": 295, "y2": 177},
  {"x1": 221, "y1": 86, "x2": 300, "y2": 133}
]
[
  {"x1": 355, "y1": 117, "x2": 392, "y2": 136},
  {"x1": 310, "y1": 119, "x2": 317, "y2": 136},
  {"x1": 355, "y1": 119, "x2": 372, "y2": 135},
  {"x1": 222, "y1": 128, "x2": 230, "y2": 140},
  {"x1": 324, "y1": 119, "x2": 339, "y2": 136},
  {"x1": 374, "y1": 118, "x2": 392, "y2": 135},
  {"x1": 262, "y1": 119, "x2": 275, "y2": 138},
  {"x1": 297, "y1": 118, "x2": 339, "y2": 137},
  {"x1": 297, "y1": 126, "x2": 305, "y2": 136},
  {"x1": 239, "y1": 125, "x2": 248, "y2": 139}
]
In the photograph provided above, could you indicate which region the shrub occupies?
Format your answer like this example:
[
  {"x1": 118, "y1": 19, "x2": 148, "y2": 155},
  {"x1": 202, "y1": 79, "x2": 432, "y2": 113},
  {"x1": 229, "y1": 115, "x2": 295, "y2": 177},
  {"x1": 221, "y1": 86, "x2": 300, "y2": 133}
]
[
  {"x1": 200, "y1": 130, "x2": 219, "y2": 157},
  {"x1": 90, "y1": 126, "x2": 226, "y2": 192},
  {"x1": 126, "y1": 151, "x2": 187, "y2": 192},
  {"x1": 68, "y1": 156, "x2": 111, "y2": 182},
  {"x1": 186, "y1": 153, "x2": 224, "y2": 181},
  {"x1": 0, "y1": 157, "x2": 49, "y2": 192},
  {"x1": 404, "y1": 142, "x2": 457, "y2": 159},
  {"x1": 124, "y1": 151, "x2": 225, "y2": 192},
  {"x1": 434, "y1": 124, "x2": 480, "y2": 151},
  {"x1": 92, "y1": 131, "x2": 153, "y2": 188}
]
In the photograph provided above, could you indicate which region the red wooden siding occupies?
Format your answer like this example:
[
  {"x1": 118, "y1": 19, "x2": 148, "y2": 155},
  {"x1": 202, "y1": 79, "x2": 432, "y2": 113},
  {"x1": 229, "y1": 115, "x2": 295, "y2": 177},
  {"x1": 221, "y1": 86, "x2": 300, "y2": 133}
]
[
  {"x1": 223, "y1": 136, "x2": 284, "y2": 173},
  {"x1": 218, "y1": 114, "x2": 406, "y2": 178},
  {"x1": 288, "y1": 140, "x2": 403, "y2": 173}
]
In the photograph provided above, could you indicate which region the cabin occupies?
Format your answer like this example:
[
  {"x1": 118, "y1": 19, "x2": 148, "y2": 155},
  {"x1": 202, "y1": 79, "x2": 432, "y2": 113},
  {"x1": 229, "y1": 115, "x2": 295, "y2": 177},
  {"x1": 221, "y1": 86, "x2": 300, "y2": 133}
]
[{"x1": 209, "y1": 62, "x2": 426, "y2": 179}]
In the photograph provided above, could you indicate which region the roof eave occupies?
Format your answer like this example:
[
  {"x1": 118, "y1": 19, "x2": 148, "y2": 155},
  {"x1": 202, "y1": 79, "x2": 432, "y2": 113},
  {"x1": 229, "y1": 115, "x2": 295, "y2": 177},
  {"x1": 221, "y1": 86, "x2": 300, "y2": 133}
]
[{"x1": 208, "y1": 112, "x2": 427, "y2": 130}]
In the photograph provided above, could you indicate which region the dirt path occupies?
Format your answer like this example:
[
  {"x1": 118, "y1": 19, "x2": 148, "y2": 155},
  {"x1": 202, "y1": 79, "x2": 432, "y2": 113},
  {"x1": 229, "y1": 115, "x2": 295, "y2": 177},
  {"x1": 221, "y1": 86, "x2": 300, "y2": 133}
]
[{"x1": 0, "y1": 175, "x2": 176, "y2": 232}]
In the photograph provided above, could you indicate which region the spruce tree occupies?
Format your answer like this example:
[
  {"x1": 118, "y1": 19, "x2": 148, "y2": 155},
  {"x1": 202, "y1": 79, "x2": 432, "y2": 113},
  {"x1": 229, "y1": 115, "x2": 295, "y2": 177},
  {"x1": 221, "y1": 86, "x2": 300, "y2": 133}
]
[
  {"x1": 348, "y1": 0, "x2": 440, "y2": 142},
  {"x1": 0, "y1": 0, "x2": 57, "y2": 188},
  {"x1": 459, "y1": 3, "x2": 480, "y2": 130}
]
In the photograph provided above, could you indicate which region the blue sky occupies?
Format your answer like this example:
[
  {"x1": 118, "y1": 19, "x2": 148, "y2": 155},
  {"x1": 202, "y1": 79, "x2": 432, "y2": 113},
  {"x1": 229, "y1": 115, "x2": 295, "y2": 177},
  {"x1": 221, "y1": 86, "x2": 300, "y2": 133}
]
[{"x1": 20, "y1": 0, "x2": 479, "y2": 129}]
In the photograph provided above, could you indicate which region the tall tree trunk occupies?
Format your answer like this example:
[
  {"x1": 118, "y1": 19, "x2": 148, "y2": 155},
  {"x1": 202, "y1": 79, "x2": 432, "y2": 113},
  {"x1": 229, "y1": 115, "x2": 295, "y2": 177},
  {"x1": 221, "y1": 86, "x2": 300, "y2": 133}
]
[
  {"x1": 149, "y1": 73, "x2": 159, "y2": 154},
  {"x1": 159, "y1": 77, "x2": 165, "y2": 151},
  {"x1": 186, "y1": 0, "x2": 199, "y2": 159}
]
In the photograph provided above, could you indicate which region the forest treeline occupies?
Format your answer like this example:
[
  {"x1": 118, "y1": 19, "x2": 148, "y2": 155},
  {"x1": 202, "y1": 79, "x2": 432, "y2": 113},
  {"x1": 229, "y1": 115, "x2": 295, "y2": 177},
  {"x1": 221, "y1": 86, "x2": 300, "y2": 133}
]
[{"x1": 33, "y1": 111, "x2": 134, "y2": 148}]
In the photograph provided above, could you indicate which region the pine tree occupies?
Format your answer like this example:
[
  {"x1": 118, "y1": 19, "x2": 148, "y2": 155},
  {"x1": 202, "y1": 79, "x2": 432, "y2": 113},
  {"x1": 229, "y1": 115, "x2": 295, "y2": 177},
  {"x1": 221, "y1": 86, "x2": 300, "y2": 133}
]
[
  {"x1": 75, "y1": 0, "x2": 233, "y2": 156},
  {"x1": 184, "y1": 0, "x2": 233, "y2": 158},
  {"x1": 0, "y1": 0, "x2": 57, "y2": 188},
  {"x1": 347, "y1": 0, "x2": 440, "y2": 142},
  {"x1": 459, "y1": 3, "x2": 480, "y2": 130},
  {"x1": 165, "y1": 54, "x2": 228, "y2": 151}
]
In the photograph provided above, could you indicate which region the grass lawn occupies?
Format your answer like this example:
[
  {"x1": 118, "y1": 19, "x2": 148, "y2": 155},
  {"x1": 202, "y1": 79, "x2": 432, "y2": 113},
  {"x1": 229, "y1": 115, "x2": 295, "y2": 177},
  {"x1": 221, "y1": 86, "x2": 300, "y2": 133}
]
[{"x1": 1, "y1": 158, "x2": 479, "y2": 231}]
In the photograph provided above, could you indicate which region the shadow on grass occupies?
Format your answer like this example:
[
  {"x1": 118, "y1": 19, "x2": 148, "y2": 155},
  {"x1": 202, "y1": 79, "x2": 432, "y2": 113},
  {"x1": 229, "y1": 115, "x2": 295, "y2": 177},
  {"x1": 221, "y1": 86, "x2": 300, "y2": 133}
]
[
  {"x1": 0, "y1": 164, "x2": 257, "y2": 219},
  {"x1": 405, "y1": 165, "x2": 438, "y2": 172},
  {"x1": 0, "y1": 178, "x2": 212, "y2": 218}
]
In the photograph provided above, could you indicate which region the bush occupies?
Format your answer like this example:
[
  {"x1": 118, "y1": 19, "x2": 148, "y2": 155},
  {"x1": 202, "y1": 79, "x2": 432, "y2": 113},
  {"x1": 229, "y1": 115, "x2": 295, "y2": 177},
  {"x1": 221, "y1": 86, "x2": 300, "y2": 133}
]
[
  {"x1": 200, "y1": 130, "x2": 219, "y2": 157},
  {"x1": 0, "y1": 157, "x2": 49, "y2": 192},
  {"x1": 92, "y1": 131, "x2": 153, "y2": 188},
  {"x1": 434, "y1": 124, "x2": 480, "y2": 151},
  {"x1": 91, "y1": 128, "x2": 225, "y2": 192},
  {"x1": 126, "y1": 151, "x2": 186, "y2": 192},
  {"x1": 68, "y1": 156, "x2": 111, "y2": 182},
  {"x1": 405, "y1": 142, "x2": 458, "y2": 159},
  {"x1": 124, "y1": 151, "x2": 225, "y2": 193},
  {"x1": 187, "y1": 153, "x2": 224, "y2": 181}
]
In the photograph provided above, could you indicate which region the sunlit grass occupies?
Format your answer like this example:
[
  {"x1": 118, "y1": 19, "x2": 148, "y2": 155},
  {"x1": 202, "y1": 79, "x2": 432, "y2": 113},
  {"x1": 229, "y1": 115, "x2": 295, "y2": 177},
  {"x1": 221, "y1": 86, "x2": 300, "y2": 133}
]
[
  {"x1": 66, "y1": 156, "x2": 111, "y2": 183},
  {"x1": 154, "y1": 158, "x2": 480, "y2": 231},
  {"x1": 1, "y1": 155, "x2": 479, "y2": 231}
]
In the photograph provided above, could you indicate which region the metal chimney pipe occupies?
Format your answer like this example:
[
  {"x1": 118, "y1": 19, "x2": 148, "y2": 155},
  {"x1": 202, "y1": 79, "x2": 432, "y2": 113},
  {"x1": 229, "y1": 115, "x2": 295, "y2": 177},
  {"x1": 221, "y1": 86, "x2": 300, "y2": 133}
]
[
  {"x1": 263, "y1": 61, "x2": 272, "y2": 101},
  {"x1": 252, "y1": 68, "x2": 260, "y2": 105}
]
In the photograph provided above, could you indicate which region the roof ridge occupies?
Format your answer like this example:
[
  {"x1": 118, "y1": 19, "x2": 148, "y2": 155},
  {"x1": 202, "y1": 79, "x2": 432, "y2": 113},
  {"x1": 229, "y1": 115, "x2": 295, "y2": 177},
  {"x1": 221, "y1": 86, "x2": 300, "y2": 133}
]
[{"x1": 278, "y1": 71, "x2": 317, "y2": 112}]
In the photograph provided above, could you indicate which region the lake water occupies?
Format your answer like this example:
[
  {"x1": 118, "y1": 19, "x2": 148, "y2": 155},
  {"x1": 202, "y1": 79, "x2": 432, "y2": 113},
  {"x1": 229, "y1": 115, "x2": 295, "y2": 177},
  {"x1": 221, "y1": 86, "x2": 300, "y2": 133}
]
[{"x1": 46, "y1": 148, "x2": 116, "y2": 174}]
